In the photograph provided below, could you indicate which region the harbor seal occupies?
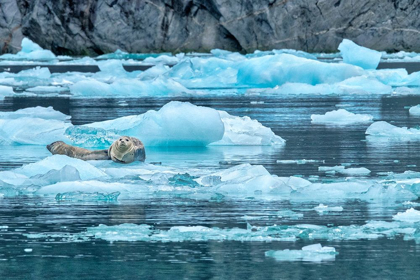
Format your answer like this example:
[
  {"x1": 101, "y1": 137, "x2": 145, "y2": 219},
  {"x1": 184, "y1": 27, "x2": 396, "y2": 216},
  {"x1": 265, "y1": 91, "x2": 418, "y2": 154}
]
[{"x1": 47, "y1": 136, "x2": 146, "y2": 163}]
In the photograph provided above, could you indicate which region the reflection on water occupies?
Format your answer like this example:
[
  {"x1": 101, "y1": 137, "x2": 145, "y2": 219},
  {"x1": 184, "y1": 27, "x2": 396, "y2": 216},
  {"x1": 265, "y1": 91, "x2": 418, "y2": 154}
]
[{"x1": 1, "y1": 94, "x2": 420, "y2": 279}]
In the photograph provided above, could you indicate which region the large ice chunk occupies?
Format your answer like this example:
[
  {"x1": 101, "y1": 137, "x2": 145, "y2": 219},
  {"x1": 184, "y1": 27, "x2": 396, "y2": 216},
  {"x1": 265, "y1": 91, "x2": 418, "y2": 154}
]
[
  {"x1": 211, "y1": 111, "x2": 285, "y2": 145},
  {"x1": 0, "y1": 106, "x2": 70, "y2": 120},
  {"x1": 84, "y1": 101, "x2": 225, "y2": 146},
  {"x1": 237, "y1": 54, "x2": 364, "y2": 88},
  {"x1": 0, "y1": 38, "x2": 56, "y2": 61},
  {"x1": 338, "y1": 39, "x2": 381, "y2": 69},
  {"x1": 265, "y1": 244, "x2": 338, "y2": 262},
  {"x1": 311, "y1": 109, "x2": 373, "y2": 125}
]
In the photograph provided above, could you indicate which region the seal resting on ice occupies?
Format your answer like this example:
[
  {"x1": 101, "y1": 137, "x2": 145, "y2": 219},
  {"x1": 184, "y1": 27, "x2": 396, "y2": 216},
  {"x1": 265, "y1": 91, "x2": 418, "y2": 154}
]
[{"x1": 47, "y1": 136, "x2": 145, "y2": 163}]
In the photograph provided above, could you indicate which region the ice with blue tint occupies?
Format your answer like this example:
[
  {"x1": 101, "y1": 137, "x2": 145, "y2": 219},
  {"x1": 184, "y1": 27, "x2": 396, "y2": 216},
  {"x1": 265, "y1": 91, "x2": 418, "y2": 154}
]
[
  {"x1": 366, "y1": 121, "x2": 420, "y2": 140},
  {"x1": 393, "y1": 208, "x2": 420, "y2": 223},
  {"x1": 96, "y1": 49, "x2": 171, "y2": 60},
  {"x1": 24, "y1": 218, "x2": 420, "y2": 243},
  {"x1": 338, "y1": 39, "x2": 382, "y2": 69},
  {"x1": 265, "y1": 244, "x2": 338, "y2": 262},
  {"x1": 0, "y1": 103, "x2": 284, "y2": 147},
  {"x1": 311, "y1": 109, "x2": 373, "y2": 125},
  {"x1": 55, "y1": 191, "x2": 120, "y2": 202},
  {"x1": 0, "y1": 38, "x2": 56, "y2": 61},
  {"x1": 84, "y1": 101, "x2": 225, "y2": 146},
  {"x1": 247, "y1": 76, "x2": 392, "y2": 96},
  {"x1": 211, "y1": 111, "x2": 285, "y2": 146},
  {"x1": 246, "y1": 49, "x2": 317, "y2": 60},
  {"x1": 409, "y1": 105, "x2": 420, "y2": 116},
  {"x1": 70, "y1": 77, "x2": 189, "y2": 97},
  {"x1": 0, "y1": 85, "x2": 15, "y2": 99}
]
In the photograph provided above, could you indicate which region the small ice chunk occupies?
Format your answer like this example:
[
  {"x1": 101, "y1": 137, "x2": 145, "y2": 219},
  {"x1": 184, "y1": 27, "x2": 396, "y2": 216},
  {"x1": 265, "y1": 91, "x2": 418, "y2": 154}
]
[
  {"x1": 314, "y1": 204, "x2": 344, "y2": 213},
  {"x1": 318, "y1": 166, "x2": 345, "y2": 172},
  {"x1": 265, "y1": 244, "x2": 338, "y2": 262},
  {"x1": 338, "y1": 167, "x2": 371, "y2": 176},
  {"x1": 211, "y1": 111, "x2": 285, "y2": 146},
  {"x1": 338, "y1": 39, "x2": 381, "y2": 69},
  {"x1": 55, "y1": 191, "x2": 120, "y2": 202},
  {"x1": 393, "y1": 208, "x2": 420, "y2": 223},
  {"x1": 24, "y1": 248, "x2": 33, "y2": 253},
  {"x1": 0, "y1": 85, "x2": 15, "y2": 100},
  {"x1": 409, "y1": 105, "x2": 420, "y2": 116},
  {"x1": 17, "y1": 155, "x2": 107, "y2": 181},
  {"x1": 311, "y1": 109, "x2": 373, "y2": 125},
  {"x1": 277, "y1": 159, "x2": 325, "y2": 164}
]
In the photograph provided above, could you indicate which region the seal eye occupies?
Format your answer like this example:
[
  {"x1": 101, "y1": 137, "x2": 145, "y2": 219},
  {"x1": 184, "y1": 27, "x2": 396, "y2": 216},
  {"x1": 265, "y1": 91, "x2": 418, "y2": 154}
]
[{"x1": 125, "y1": 139, "x2": 129, "y2": 142}]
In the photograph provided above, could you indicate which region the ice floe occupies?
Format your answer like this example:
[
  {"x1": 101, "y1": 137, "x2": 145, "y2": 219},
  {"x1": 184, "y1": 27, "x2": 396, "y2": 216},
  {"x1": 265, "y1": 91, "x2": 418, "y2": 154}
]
[
  {"x1": 0, "y1": 38, "x2": 56, "y2": 61},
  {"x1": 409, "y1": 105, "x2": 420, "y2": 116},
  {"x1": 0, "y1": 102, "x2": 283, "y2": 147},
  {"x1": 366, "y1": 121, "x2": 420, "y2": 140},
  {"x1": 338, "y1": 39, "x2": 382, "y2": 69},
  {"x1": 265, "y1": 244, "x2": 338, "y2": 262},
  {"x1": 311, "y1": 109, "x2": 373, "y2": 125},
  {"x1": 393, "y1": 208, "x2": 420, "y2": 223},
  {"x1": 314, "y1": 204, "x2": 344, "y2": 213}
]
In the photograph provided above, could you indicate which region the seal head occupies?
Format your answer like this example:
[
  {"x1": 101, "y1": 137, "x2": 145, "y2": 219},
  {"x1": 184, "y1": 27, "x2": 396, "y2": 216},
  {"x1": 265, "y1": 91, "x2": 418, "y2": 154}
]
[{"x1": 109, "y1": 136, "x2": 144, "y2": 163}]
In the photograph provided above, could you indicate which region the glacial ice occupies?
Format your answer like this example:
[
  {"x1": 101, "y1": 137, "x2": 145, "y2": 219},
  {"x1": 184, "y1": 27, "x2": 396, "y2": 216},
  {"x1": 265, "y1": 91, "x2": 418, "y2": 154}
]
[
  {"x1": 311, "y1": 109, "x2": 373, "y2": 125},
  {"x1": 84, "y1": 101, "x2": 225, "y2": 146},
  {"x1": 366, "y1": 121, "x2": 420, "y2": 140},
  {"x1": 0, "y1": 38, "x2": 56, "y2": 61},
  {"x1": 211, "y1": 111, "x2": 285, "y2": 146},
  {"x1": 0, "y1": 103, "x2": 284, "y2": 147},
  {"x1": 55, "y1": 191, "x2": 120, "y2": 202},
  {"x1": 96, "y1": 49, "x2": 171, "y2": 60},
  {"x1": 393, "y1": 208, "x2": 420, "y2": 223},
  {"x1": 265, "y1": 244, "x2": 338, "y2": 262},
  {"x1": 338, "y1": 39, "x2": 381, "y2": 69},
  {"x1": 0, "y1": 85, "x2": 15, "y2": 99},
  {"x1": 409, "y1": 105, "x2": 420, "y2": 116}
]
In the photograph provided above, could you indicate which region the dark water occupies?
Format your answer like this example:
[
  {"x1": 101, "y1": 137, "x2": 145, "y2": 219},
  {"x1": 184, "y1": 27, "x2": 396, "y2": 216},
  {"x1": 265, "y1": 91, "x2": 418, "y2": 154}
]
[{"x1": 1, "y1": 94, "x2": 420, "y2": 279}]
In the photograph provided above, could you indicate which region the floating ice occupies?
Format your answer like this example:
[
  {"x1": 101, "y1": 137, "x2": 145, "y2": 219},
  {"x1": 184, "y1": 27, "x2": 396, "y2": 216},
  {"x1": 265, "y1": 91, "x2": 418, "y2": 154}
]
[
  {"x1": 0, "y1": 38, "x2": 56, "y2": 61},
  {"x1": 409, "y1": 105, "x2": 420, "y2": 116},
  {"x1": 0, "y1": 85, "x2": 15, "y2": 99},
  {"x1": 314, "y1": 204, "x2": 344, "y2": 213},
  {"x1": 16, "y1": 155, "x2": 107, "y2": 181},
  {"x1": 318, "y1": 166, "x2": 346, "y2": 173},
  {"x1": 339, "y1": 167, "x2": 371, "y2": 176},
  {"x1": 84, "y1": 101, "x2": 225, "y2": 146},
  {"x1": 237, "y1": 54, "x2": 364, "y2": 88},
  {"x1": 276, "y1": 159, "x2": 325, "y2": 164},
  {"x1": 25, "y1": 219, "x2": 420, "y2": 244},
  {"x1": 96, "y1": 49, "x2": 171, "y2": 60},
  {"x1": 248, "y1": 76, "x2": 392, "y2": 95},
  {"x1": 338, "y1": 39, "x2": 381, "y2": 69},
  {"x1": 366, "y1": 121, "x2": 420, "y2": 140},
  {"x1": 0, "y1": 106, "x2": 70, "y2": 120},
  {"x1": 265, "y1": 244, "x2": 338, "y2": 262},
  {"x1": 393, "y1": 208, "x2": 420, "y2": 223},
  {"x1": 70, "y1": 78, "x2": 189, "y2": 97},
  {"x1": 211, "y1": 111, "x2": 285, "y2": 146},
  {"x1": 311, "y1": 109, "x2": 373, "y2": 125},
  {"x1": 55, "y1": 191, "x2": 120, "y2": 202}
]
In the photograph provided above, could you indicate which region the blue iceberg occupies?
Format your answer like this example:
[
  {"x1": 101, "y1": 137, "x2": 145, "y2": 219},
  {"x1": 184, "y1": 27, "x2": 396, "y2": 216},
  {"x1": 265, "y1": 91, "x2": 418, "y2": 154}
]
[{"x1": 338, "y1": 39, "x2": 382, "y2": 69}]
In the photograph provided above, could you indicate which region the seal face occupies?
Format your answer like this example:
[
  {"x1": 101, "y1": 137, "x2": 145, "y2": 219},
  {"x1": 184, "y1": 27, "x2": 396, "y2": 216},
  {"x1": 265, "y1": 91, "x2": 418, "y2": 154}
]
[{"x1": 108, "y1": 136, "x2": 145, "y2": 163}]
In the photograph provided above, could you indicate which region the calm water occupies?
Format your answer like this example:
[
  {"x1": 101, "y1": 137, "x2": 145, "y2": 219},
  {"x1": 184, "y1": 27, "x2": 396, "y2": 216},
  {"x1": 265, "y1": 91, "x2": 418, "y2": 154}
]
[{"x1": 1, "y1": 94, "x2": 420, "y2": 279}]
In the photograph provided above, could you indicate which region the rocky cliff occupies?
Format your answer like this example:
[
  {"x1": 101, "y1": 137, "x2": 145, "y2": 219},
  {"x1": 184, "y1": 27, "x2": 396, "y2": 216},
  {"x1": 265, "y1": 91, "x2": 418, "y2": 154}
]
[{"x1": 0, "y1": 0, "x2": 419, "y2": 55}]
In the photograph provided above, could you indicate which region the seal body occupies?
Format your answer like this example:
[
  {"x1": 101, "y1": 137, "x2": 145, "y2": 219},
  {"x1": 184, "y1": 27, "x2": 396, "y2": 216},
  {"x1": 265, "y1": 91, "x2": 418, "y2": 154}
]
[{"x1": 47, "y1": 136, "x2": 145, "y2": 163}]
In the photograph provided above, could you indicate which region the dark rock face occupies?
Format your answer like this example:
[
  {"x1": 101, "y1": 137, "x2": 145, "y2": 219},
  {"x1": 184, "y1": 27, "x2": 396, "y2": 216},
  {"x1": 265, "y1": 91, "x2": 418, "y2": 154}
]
[{"x1": 1, "y1": 0, "x2": 420, "y2": 55}]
